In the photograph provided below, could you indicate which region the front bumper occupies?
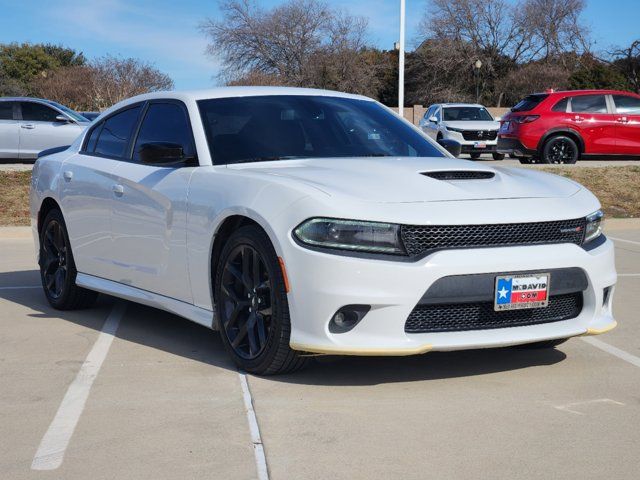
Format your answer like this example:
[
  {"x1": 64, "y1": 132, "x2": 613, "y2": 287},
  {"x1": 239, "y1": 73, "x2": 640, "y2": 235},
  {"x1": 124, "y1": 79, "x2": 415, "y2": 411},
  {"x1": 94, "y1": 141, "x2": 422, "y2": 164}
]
[
  {"x1": 284, "y1": 237, "x2": 617, "y2": 355},
  {"x1": 443, "y1": 130, "x2": 498, "y2": 154}
]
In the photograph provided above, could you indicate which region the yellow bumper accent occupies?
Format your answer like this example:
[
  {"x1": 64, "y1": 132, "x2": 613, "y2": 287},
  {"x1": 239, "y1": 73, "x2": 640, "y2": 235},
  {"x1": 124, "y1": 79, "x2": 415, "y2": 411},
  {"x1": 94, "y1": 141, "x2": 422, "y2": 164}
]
[
  {"x1": 290, "y1": 342, "x2": 433, "y2": 356},
  {"x1": 584, "y1": 320, "x2": 617, "y2": 336}
]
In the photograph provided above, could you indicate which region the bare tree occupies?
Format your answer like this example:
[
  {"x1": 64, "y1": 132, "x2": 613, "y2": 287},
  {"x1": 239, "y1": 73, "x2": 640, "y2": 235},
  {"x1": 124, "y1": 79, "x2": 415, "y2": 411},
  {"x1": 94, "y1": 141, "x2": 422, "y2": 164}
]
[
  {"x1": 200, "y1": 0, "x2": 385, "y2": 97},
  {"x1": 89, "y1": 56, "x2": 173, "y2": 110},
  {"x1": 610, "y1": 39, "x2": 640, "y2": 93},
  {"x1": 32, "y1": 56, "x2": 173, "y2": 111}
]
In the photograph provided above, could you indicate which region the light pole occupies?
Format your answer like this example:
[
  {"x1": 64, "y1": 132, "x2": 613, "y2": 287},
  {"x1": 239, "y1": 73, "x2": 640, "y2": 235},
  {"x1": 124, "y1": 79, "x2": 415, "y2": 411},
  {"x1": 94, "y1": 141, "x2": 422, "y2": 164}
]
[
  {"x1": 398, "y1": 0, "x2": 406, "y2": 119},
  {"x1": 474, "y1": 59, "x2": 482, "y2": 103}
]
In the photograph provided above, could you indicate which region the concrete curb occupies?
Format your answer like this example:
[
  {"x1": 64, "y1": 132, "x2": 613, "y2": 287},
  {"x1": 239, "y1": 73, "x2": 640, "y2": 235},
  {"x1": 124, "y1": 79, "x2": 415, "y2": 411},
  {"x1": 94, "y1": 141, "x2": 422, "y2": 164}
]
[{"x1": 0, "y1": 226, "x2": 32, "y2": 239}]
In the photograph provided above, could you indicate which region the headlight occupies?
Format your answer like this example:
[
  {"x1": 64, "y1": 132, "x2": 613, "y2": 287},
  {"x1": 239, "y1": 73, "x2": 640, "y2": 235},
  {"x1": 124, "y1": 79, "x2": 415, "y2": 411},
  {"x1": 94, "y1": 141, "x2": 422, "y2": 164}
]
[
  {"x1": 584, "y1": 210, "x2": 604, "y2": 243},
  {"x1": 445, "y1": 126, "x2": 464, "y2": 133},
  {"x1": 294, "y1": 218, "x2": 405, "y2": 255}
]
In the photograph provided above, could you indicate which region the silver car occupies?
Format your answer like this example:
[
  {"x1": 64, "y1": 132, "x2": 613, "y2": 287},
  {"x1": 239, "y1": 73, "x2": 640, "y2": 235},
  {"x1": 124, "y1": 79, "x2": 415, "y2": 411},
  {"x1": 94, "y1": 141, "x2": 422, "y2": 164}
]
[
  {"x1": 419, "y1": 103, "x2": 504, "y2": 160},
  {"x1": 0, "y1": 97, "x2": 90, "y2": 162}
]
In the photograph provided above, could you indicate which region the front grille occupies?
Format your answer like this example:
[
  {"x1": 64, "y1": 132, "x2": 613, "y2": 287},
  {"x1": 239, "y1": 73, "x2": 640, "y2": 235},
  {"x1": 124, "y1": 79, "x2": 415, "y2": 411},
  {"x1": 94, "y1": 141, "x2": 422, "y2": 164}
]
[
  {"x1": 424, "y1": 171, "x2": 495, "y2": 180},
  {"x1": 400, "y1": 218, "x2": 586, "y2": 257},
  {"x1": 462, "y1": 130, "x2": 498, "y2": 141},
  {"x1": 405, "y1": 293, "x2": 582, "y2": 333}
]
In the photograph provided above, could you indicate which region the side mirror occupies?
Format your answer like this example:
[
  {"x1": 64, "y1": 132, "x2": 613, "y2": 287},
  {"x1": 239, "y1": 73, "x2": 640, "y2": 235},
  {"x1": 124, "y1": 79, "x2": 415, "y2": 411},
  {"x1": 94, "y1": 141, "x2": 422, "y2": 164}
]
[
  {"x1": 429, "y1": 116, "x2": 438, "y2": 123},
  {"x1": 55, "y1": 114, "x2": 71, "y2": 123},
  {"x1": 139, "y1": 142, "x2": 192, "y2": 165},
  {"x1": 437, "y1": 138, "x2": 462, "y2": 157}
]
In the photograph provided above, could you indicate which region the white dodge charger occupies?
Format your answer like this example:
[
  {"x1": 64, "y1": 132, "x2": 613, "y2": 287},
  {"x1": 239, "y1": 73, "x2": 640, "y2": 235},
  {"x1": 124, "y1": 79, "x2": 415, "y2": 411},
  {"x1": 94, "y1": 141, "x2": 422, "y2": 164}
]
[{"x1": 30, "y1": 87, "x2": 617, "y2": 374}]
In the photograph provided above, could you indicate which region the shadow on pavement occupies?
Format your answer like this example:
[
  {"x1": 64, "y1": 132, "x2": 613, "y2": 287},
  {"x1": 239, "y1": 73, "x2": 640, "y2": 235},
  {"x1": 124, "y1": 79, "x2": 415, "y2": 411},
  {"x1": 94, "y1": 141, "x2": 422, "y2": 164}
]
[{"x1": 0, "y1": 269, "x2": 566, "y2": 386}]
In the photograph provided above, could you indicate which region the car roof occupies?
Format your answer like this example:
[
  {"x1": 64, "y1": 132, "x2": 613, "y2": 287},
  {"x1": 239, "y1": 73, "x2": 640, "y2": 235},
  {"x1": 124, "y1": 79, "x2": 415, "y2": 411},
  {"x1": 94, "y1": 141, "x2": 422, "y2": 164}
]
[
  {"x1": 0, "y1": 97, "x2": 56, "y2": 103},
  {"x1": 431, "y1": 103, "x2": 486, "y2": 108},
  {"x1": 534, "y1": 89, "x2": 638, "y2": 96}
]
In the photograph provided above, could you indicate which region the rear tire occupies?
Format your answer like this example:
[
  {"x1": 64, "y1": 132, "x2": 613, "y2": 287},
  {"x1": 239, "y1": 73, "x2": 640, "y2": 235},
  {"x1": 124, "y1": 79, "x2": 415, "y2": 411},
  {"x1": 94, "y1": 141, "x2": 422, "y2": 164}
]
[
  {"x1": 516, "y1": 338, "x2": 569, "y2": 349},
  {"x1": 470, "y1": 153, "x2": 481, "y2": 160},
  {"x1": 492, "y1": 153, "x2": 506, "y2": 160},
  {"x1": 214, "y1": 225, "x2": 308, "y2": 375},
  {"x1": 39, "y1": 209, "x2": 98, "y2": 310},
  {"x1": 541, "y1": 135, "x2": 578, "y2": 164}
]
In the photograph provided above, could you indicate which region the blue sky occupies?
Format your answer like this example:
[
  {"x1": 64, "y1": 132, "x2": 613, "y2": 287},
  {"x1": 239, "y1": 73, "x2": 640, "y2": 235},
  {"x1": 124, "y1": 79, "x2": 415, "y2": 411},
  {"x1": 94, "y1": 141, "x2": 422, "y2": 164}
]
[{"x1": 0, "y1": 0, "x2": 638, "y2": 90}]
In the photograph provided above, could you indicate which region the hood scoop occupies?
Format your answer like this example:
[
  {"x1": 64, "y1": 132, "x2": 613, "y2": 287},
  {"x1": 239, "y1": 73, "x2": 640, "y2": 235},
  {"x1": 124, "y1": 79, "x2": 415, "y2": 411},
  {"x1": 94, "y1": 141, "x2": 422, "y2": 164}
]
[{"x1": 423, "y1": 170, "x2": 495, "y2": 181}]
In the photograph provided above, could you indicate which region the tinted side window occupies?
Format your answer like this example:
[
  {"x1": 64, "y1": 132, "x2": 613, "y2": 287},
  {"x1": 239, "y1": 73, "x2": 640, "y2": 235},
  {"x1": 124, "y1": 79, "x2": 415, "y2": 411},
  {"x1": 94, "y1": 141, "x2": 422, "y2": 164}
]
[
  {"x1": 613, "y1": 95, "x2": 640, "y2": 114},
  {"x1": 21, "y1": 102, "x2": 59, "y2": 122},
  {"x1": 552, "y1": 98, "x2": 569, "y2": 112},
  {"x1": 0, "y1": 102, "x2": 13, "y2": 120},
  {"x1": 571, "y1": 95, "x2": 607, "y2": 113},
  {"x1": 133, "y1": 103, "x2": 194, "y2": 161},
  {"x1": 94, "y1": 106, "x2": 142, "y2": 158},
  {"x1": 84, "y1": 124, "x2": 102, "y2": 152}
]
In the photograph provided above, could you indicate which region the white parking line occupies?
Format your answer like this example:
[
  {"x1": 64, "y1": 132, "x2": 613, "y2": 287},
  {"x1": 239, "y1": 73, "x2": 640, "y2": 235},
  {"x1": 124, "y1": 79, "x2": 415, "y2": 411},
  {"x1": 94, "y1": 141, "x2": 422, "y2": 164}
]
[
  {"x1": 581, "y1": 337, "x2": 640, "y2": 369},
  {"x1": 238, "y1": 372, "x2": 269, "y2": 480},
  {"x1": 0, "y1": 285, "x2": 40, "y2": 290},
  {"x1": 31, "y1": 302, "x2": 126, "y2": 470},
  {"x1": 610, "y1": 236, "x2": 640, "y2": 247}
]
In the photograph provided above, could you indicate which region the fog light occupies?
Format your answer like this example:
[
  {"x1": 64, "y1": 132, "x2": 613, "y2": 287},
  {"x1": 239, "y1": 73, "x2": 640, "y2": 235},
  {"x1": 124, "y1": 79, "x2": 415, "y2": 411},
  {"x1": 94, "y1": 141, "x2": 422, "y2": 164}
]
[{"x1": 329, "y1": 305, "x2": 371, "y2": 333}]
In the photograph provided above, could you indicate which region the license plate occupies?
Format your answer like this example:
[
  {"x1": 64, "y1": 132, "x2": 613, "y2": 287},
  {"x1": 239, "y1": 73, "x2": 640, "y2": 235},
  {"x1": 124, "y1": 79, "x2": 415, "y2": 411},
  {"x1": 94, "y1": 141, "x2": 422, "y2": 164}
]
[
  {"x1": 499, "y1": 122, "x2": 509, "y2": 132},
  {"x1": 474, "y1": 142, "x2": 487, "y2": 148},
  {"x1": 494, "y1": 273, "x2": 550, "y2": 311}
]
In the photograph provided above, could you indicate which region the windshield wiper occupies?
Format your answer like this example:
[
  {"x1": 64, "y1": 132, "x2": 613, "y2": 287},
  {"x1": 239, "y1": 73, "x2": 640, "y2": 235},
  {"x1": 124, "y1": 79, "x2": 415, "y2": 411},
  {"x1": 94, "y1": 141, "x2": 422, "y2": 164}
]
[{"x1": 360, "y1": 153, "x2": 394, "y2": 157}]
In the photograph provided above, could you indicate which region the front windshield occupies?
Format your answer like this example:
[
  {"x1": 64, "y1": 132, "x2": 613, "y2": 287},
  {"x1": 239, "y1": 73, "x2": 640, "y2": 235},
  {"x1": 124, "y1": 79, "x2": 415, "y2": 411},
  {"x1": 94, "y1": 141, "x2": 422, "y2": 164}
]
[
  {"x1": 46, "y1": 101, "x2": 89, "y2": 122},
  {"x1": 197, "y1": 95, "x2": 445, "y2": 165},
  {"x1": 442, "y1": 107, "x2": 493, "y2": 121}
]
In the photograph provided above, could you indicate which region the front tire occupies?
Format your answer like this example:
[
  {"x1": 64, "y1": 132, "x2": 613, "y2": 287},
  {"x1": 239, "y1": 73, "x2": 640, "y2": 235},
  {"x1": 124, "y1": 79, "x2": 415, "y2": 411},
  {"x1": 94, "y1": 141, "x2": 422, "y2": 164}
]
[
  {"x1": 214, "y1": 225, "x2": 307, "y2": 375},
  {"x1": 470, "y1": 152, "x2": 481, "y2": 160},
  {"x1": 541, "y1": 135, "x2": 578, "y2": 164},
  {"x1": 39, "y1": 209, "x2": 98, "y2": 310}
]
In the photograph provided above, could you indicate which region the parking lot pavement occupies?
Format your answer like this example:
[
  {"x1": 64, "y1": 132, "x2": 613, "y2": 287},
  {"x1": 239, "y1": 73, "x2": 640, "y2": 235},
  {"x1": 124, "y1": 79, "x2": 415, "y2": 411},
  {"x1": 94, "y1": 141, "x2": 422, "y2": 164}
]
[{"x1": 1, "y1": 225, "x2": 639, "y2": 479}]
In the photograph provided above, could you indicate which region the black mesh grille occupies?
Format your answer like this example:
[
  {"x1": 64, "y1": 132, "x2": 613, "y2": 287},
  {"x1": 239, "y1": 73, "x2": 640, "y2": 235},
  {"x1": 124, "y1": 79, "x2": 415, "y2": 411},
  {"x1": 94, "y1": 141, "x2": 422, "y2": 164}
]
[
  {"x1": 424, "y1": 171, "x2": 495, "y2": 180},
  {"x1": 461, "y1": 130, "x2": 498, "y2": 141},
  {"x1": 400, "y1": 218, "x2": 586, "y2": 257},
  {"x1": 405, "y1": 293, "x2": 582, "y2": 333}
]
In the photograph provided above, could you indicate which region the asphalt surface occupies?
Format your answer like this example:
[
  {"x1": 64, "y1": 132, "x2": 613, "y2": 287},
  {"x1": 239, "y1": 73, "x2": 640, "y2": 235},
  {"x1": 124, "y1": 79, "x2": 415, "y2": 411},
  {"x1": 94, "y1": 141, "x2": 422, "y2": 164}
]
[{"x1": 1, "y1": 224, "x2": 639, "y2": 479}]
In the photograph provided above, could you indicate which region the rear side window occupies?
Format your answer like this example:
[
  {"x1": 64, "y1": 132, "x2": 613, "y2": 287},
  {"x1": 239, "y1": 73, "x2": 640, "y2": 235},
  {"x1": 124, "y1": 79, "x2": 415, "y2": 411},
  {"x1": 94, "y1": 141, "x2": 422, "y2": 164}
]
[
  {"x1": 133, "y1": 103, "x2": 194, "y2": 161},
  {"x1": 21, "y1": 102, "x2": 59, "y2": 122},
  {"x1": 571, "y1": 95, "x2": 607, "y2": 113},
  {"x1": 0, "y1": 102, "x2": 13, "y2": 120},
  {"x1": 511, "y1": 94, "x2": 549, "y2": 112},
  {"x1": 613, "y1": 95, "x2": 640, "y2": 114},
  {"x1": 552, "y1": 98, "x2": 569, "y2": 112},
  {"x1": 94, "y1": 106, "x2": 142, "y2": 158}
]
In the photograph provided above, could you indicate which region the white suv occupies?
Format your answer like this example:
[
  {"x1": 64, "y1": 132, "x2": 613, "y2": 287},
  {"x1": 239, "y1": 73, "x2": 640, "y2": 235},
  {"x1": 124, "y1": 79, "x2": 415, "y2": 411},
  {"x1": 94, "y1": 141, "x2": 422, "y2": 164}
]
[{"x1": 419, "y1": 103, "x2": 503, "y2": 160}]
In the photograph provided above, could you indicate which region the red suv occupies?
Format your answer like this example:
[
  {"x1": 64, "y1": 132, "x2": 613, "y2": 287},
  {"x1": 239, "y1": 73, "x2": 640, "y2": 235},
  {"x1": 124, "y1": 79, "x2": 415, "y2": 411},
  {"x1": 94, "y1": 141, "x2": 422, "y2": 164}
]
[{"x1": 497, "y1": 89, "x2": 640, "y2": 164}]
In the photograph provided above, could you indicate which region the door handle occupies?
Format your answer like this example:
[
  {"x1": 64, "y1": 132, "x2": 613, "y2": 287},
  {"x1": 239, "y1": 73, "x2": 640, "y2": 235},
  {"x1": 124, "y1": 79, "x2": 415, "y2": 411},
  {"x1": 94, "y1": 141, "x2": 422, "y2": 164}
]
[
  {"x1": 112, "y1": 184, "x2": 124, "y2": 196},
  {"x1": 617, "y1": 116, "x2": 629, "y2": 124},
  {"x1": 573, "y1": 115, "x2": 585, "y2": 122},
  {"x1": 21, "y1": 124, "x2": 35, "y2": 129},
  {"x1": 63, "y1": 171, "x2": 73, "y2": 182}
]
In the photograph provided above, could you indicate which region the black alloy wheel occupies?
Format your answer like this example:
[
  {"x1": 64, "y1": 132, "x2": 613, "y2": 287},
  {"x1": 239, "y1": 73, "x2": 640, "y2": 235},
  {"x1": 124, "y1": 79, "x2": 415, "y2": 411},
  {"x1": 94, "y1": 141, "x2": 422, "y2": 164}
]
[
  {"x1": 215, "y1": 225, "x2": 307, "y2": 374},
  {"x1": 41, "y1": 219, "x2": 68, "y2": 299},
  {"x1": 542, "y1": 136, "x2": 578, "y2": 164},
  {"x1": 219, "y1": 244, "x2": 273, "y2": 360},
  {"x1": 39, "y1": 209, "x2": 97, "y2": 309}
]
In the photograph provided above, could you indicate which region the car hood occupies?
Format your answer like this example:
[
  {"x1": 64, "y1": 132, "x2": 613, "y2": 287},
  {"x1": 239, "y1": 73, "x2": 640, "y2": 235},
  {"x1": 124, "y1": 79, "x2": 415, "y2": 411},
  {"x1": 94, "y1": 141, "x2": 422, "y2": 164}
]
[
  {"x1": 230, "y1": 157, "x2": 582, "y2": 203},
  {"x1": 442, "y1": 120, "x2": 500, "y2": 130}
]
